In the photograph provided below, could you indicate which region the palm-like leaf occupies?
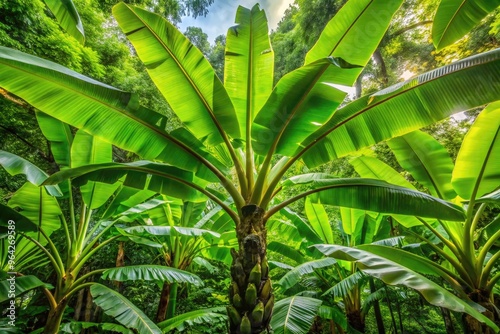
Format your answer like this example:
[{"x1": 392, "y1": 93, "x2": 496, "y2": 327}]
[
  {"x1": 270, "y1": 296, "x2": 323, "y2": 334},
  {"x1": 44, "y1": 161, "x2": 207, "y2": 202},
  {"x1": 60, "y1": 321, "x2": 133, "y2": 334},
  {"x1": 314, "y1": 244, "x2": 498, "y2": 331},
  {"x1": 0, "y1": 150, "x2": 61, "y2": 197},
  {"x1": 36, "y1": 113, "x2": 73, "y2": 169},
  {"x1": 388, "y1": 130, "x2": 456, "y2": 200},
  {"x1": 268, "y1": 241, "x2": 305, "y2": 265},
  {"x1": 254, "y1": 0, "x2": 404, "y2": 157},
  {"x1": 8, "y1": 183, "x2": 61, "y2": 234},
  {"x1": 0, "y1": 274, "x2": 51, "y2": 302},
  {"x1": 157, "y1": 307, "x2": 227, "y2": 332},
  {"x1": 276, "y1": 178, "x2": 465, "y2": 221},
  {"x1": 300, "y1": 49, "x2": 500, "y2": 167},
  {"x1": 322, "y1": 271, "x2": 366, "y2": 298},
  {"x1": 43, "y1": 0, "x2": 84, "y2": 44},
  {"x1": 101, "y1": 265, "x2": 203, "y2": 286},
  {"x1": 278, "y1": 258, "x2": 337, "y2": 291},
  {"x1": 225, "y1": 4, "x2": 273, "y2": 138},
  {"x1": 452, "y1": 101, "x2": 500, "y2": 200},
  {"x1": 113, "y1": 3, "x2": 239, "y2": 145},
  {"x1": 0, "y1": 46, "x2": 221, "y2": 181},
  {"x1": 432, "y1": 0, "x2": 500, "y2": 50},
  {"x1": 90, "y1": 284, "x2": 162, "y2": 334},
  {"x1": 121, "y1": 225, "x2": 219, "y2": 239},
  {"x1": 71, "y1": 130, "x2": 120, "y2": 209},
  {"x1": 304, "y1": 198, "x2": 334, "y2": 244}
]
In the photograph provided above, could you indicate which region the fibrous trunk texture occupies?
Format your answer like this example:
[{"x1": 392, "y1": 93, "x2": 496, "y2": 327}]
[
  {"x1": 463, "y1": 291, "x2": 498, "y2": 334},
  {"x1": 227, "y1": 205, "x2": 273, "y2": 334}
]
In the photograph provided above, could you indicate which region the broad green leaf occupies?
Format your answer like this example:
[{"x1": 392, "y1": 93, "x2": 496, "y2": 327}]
[
  {"x1": 268, "y1": 241, "x2": 305, "y2": 265},
  {"x1": 0, "y1": 150, "x2": 61, "y2": 197},
  {"x1": 322, "y1": 271, "x2": 366, "y2": 298},
  {"x1": 452, "y1": 102, "x2": 500, "y2": 200},
  {"x1": 113, "y1": 3, "x2": 239, "y2": 145},
  {"x1": 43, "y1": 0, "x2": 84, "y2": 44},
  {"x1": 278, "y1": 258, "x2": 337, "y2": 291},
  {"x1": 252, "y1": 58, "x2": 357, "y2": 156},
  {"x1": 157, "y1": 307, "x2": 227, "y2": 332},
  {"x1": 0, "y1": 204, "x2": 38, "y2": 233},
  {"x1": 225, "y1": 4, "x2": 273, "y2": 138},
  {"x1": 352, "y1": 214, "x2": 378, "y2": 245},
  {"x1": 349, "y1": 155, "x2": 424, "y2": 227},
  {"x1": 122, "y1": 226, "x2": 220, "y2": 239},
  {"x1": 304, "y1": 198, "x2": 334, "y2": 244},
  {"x1": 357, "y1": 244, "x2": 466, "y2": 293},
  {"x1": 44, "y1": 161, "x2": 206, "y2": 202},
  {"x1": 433, "y1": 0, "x2": 500, "y2": 50},
  {"x1": 36, "y1": 111, "x2": 72, "y2": 170},
  {"x1": 255, "y1": 0, "x2": 404, "y2": 156},
  {"x1": 301, "y1": 49, "x2": 500, "y2": 168},
  {"x1": 101, "y1": 265, "x2": 203, "y2": 286},
  {"x1": 317, "y1": 305, "x2": 347, "y2": 330},
  {"x1": 71, "y1": 130, "x2": 120, "y2": 209},
  {"x1": 315, "y1": 244, "x2": 498, "y2": 332},
  {"x1": 0, "y1": 46, "x2": 220, "y2": 181},
  {"x1": 90, "y1": 284, "x2": 162, "y2": 334},
  {"x1": 280, "y1": 208, "x2": 323, "y2": 245},
  {"x1": 36, "y1": 112, "x2": 73, "y2": 196},
  {"x1": 282, "y1": 173, "x2": 337, "y2": 187},
  {"x1": 60, "y1": 321, "x2": 133, "y2": 334},
  {"x1": 340, "y1": 207, "x2": 365, "y2": 236},
  {"x1": 0, "y1": 275, "x2": 51, "y2": 302},
  {"x1": 289, "y1": 178, "x2": 465, "y2": 221},
  {"x1": 266, "y1": 217, "x2": 303, "y2": 242},
  {"x1": 306, "y1": 0, "x2": 403, "y2": 66},
  {"x1": 389, "y1": 131, "x2": 456, "y2": 200},
  {"x1": 270, "y1": 296, "x2": 323, "y2": 334},
  {"x1": 103, "y1": 187, "x2": 156, "y2": 219},
  {"x1": 476, "y1": 188, "x2": 500, "y2": 204},
  {"x1": 350, "y1": 156, "x2": 415, "y2": 189},
  {"x1": 8, "y1": 183, "x2": 62, "y2": 235}
]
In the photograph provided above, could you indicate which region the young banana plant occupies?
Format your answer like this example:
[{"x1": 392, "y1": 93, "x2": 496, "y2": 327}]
[
  {"x1": 0, "y1": 115, "x2": 203, "y2": 334},
  {"x1": 330, "y1": 102, "x2": 500, "y2": 333},
  {"x1": 2, "y1": 1, "x2": 500, "y2": 332}
]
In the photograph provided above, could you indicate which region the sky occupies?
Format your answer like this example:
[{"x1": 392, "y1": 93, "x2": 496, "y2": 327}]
[{"x1": 179, "y1": 0, "x2": 295, "y2": 43}]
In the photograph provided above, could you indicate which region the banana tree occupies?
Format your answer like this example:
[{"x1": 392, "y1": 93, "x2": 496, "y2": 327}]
[
  {"x1": 3, "y1": 0, "x2": 500, "y2": 332},
  {"x1": 111, "y1": 196, "x2": 236, "y2": 322},
  {"x1": 0, "y1": 124, "x2": 204, "y2": 333},
  {"x1": 268, "y1": 201, "x2": 481, "y2": 333},
  {"x1": 335, "y1": 103, "x2": 500, "y2": 332}
]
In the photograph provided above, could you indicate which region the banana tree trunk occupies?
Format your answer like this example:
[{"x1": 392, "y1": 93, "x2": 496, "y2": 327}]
[
  {"x1": 440, "y1": 307, "x2": 455, "y2": 334},
  {"x1": 156, "y1": 282, "x2": 171, "y2": 322},
  {"x1": 227, "y1": 205, "x2": 272, "y2": 334},
  {"x1": 463, "y1": 291, "x2": 497, "y2": 334},
  {"x1": 346, "y1": 310, "x2": 365, "y2": 333},
  {"x1": 43, "y1": 300, "x2": 69, "y2": 334}
]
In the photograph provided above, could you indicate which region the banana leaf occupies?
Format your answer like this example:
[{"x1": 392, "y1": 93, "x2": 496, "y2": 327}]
[{"x1": 90, "y1": 284, "x2": 162, "y2": 334}]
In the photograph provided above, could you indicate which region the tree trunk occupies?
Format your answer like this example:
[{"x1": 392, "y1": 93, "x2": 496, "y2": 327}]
[
  {"x1": 115, "y1": 241, "x2": 125, "y2": 293},
  {"x1": 346, "y1": 310, "x2": 365, "y2": 333},
  {"x1": 156, "y1": 282, "x2": 171, "y2": 322},
  {"x1": 43, "y1": 301, "x2": 68, "y2": 334},
  {"x1": 440, "y1": 307, "x2": 455, "y2": 334},
  {"x1": 463, "y1": 290, "x2": 498, "y2": 334},
  {"x1": 369, "y1": 278, "x2": 385, "y2": 334},
  {"x1": 227, "y1": 205, "x2": 272, "y2": 334}
]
